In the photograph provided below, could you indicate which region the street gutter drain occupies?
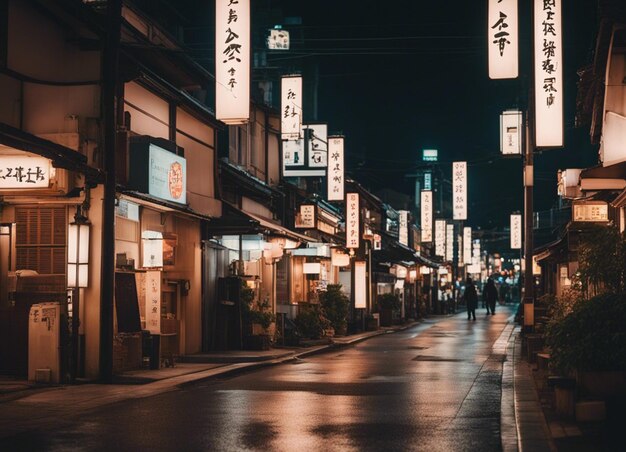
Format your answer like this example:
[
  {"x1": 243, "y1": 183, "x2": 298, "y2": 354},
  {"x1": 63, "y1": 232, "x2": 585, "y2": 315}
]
[{"x1": 412, "y1": 355, "x2": 463, "y2": 362}]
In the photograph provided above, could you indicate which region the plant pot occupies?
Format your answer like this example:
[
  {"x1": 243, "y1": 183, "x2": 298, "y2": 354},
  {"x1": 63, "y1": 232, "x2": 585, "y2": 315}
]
[
  {"x1": 380, "y1": 308, "x2": 393, "y2": 327},
  {"x1": 576, "y1": 370, "x2": 626, "y2": 397},
  {"x1": 244, "y1": 334, "x2": 271, "y2": 351}
]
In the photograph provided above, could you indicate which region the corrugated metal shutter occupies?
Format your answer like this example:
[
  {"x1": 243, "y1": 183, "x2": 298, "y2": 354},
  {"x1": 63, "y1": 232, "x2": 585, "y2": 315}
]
[{"x1": 15, "y1": 207, "x2": 67, "y2": 275}]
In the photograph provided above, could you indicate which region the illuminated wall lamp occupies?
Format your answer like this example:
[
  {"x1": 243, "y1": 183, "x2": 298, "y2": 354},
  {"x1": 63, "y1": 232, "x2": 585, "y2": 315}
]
[{"x1": 67, "y1": 214, "x2": 90, "y2": 288}]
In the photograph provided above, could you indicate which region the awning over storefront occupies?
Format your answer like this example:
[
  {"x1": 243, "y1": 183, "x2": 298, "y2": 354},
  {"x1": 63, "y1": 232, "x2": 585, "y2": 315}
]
[
  {"x1": 120, "y1": 190, "x2": 215, "y2": 221},
  {"x1": 579, "y1": 161, "x2": 626, "y2": 191},
  {"x1": 0, "y1": 122, "x2": 103, "y2": 182},
  {"x1": 205, "y1": 203, "x2": 313, "y2": 244},
  {"x1": 372, "y1": 240, "x2": 439, "y2": 269}
]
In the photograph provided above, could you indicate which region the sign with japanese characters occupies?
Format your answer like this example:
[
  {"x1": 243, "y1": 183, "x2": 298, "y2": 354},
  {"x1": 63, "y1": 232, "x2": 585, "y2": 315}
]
[
  {"x1": 281, "y1": 75, "x2": 303, "y2": 140},
  {"x1": 399, "y1": 210, "x2": 409, "y2": 246},
  {"x1": 463, "y1": 227, "x2": 472, "y2": 264},
  {"x1": 267, "y1": 28, "x2": 290, "y2": 50},
  {"x1": 283, "y1": 124, "x2": 328, "y2": 177},
  {"x1": 424, "y1": 172, "x2": 432, "y2": 190},
  {"x1": 327, "y1": 136, "x2": 345, "y2": 201},
  {"x1": 215, "y1": 0, "x2": 250, "y2": 124},
  {"x1": 346, "y1": 193, "x2": 360, "y2": 249},
  {"x1": 534, "y1": 0, "x2": 563, "y2": 147},
  {"x1": 373, "y1": 233, "x2": 382, "y2": 250},
  {"x1": 435, "y1": 219, "x2": 446, "y2": 257},
  {"x1": 148, "y1": 144, "x2": 186, "y2": 204},
  {"x1": 296, "y1": 204, "x2": 316, "y2": 228},
  {"x1": 572, "y1": 202, "x2": 609, "y2": 222},
  {"x1": 145, "y1": 270, "x2": 161, "y2": 335},
  {"x1": 446, "y1": 223, "x2": 454, "y2": 262},
  {"x1": 510, "y1": 214, "x2": 522, "y2": 249},
  {"x1": 452, "y1": 161, "x2": 467, "y2": 220},
  {"x1": 501, "y1": 110, "x2": 523, "y2": 155},
  {"x1": 489, "y1": 0, "x2": 519, "y2": 79},
  {"x1": 0, "y1": 155, "x2": 51, "y2": 189},
  {"x1": 421, "y1": 190, "x2": 433, "y2": 242}
]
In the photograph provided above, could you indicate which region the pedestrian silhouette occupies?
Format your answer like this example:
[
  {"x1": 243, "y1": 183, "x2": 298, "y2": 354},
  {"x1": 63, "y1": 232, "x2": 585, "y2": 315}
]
[
  {"x1": 483, "y1": 278, "x2": 499, "y2": 315},
  {"x1": 464, "y1": 277, "x2": 478, "y2": 320}
]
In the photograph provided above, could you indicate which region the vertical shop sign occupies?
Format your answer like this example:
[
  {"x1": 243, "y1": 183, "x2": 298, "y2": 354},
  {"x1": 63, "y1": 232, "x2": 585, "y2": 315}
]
[
  {"x1": 452, "y1": 161, "x2": 467, "y2": 220},
  {"x1": 463, "y1": 227, "x2": 472, "y2": 264},
  {"x1": 500, "y1": 110, "x2": 523, "y2": 155},
  {"x1": 215, "y1": 0, "x2": 250, "y2": 124},
  {"x1": 346, "y1": 193, "x2": 360, "y2": 249},
  {"x1": 399, "y1": 210, "x2": 409, "y2": 246},
  {"x1": 281, "y1": 75, "x2": 303, "y2": 140},
  {"x1": 327, "y1": 136, "x2": 345, "y2": 201},
  {"x1": 145, "y1": 271, "x2": 161, "y2": 334},
  {"x1": 421, "y1": 190, "x2": 433, "y2": 242},
  {"x1": 446, "y1": 223, "x2": 454, "y2": 262},
  {"x1": 534, "y1": 0, "x2": 563, "y2": 147},
  {"x1": 488, "y1": 0, "x2": 519, "y2": 79},
  {"x1": 435, "y1": 219, "x2": 446, "y2": 257},
  {"x1": 510, "y1": 214, "x2": 522, "y2": 249}
]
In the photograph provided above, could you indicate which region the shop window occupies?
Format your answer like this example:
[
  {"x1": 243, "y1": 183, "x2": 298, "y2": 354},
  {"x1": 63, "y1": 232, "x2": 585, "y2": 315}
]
[{"x1": 15, "y1": 207, "x2": 66, "y2": 275}]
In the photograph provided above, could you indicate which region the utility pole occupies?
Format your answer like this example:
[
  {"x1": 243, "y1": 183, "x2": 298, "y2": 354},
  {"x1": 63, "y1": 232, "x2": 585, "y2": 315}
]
[
  {"x1": 523, "y1": 109, "x2": 535, "y2": 332},
  {"x1": 100, "y1": 0, "x2": 121, "y2": 383}
]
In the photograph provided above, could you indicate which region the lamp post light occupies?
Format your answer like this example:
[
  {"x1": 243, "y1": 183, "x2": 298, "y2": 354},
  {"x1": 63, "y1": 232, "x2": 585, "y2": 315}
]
[{"x1": 67, "y1": 207, "x2": 90, "y2": 382}]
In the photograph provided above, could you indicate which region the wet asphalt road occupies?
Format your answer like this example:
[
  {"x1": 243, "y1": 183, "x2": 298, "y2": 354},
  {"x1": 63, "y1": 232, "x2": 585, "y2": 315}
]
[{"x1": 2, "y1": 306, "x2": 515, "y2": 452}]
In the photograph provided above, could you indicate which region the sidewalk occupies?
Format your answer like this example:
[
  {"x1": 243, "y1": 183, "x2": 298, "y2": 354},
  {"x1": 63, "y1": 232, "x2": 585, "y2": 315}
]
[{"x1": 0, "y1": 323, "x2": 411, "y2": 409}]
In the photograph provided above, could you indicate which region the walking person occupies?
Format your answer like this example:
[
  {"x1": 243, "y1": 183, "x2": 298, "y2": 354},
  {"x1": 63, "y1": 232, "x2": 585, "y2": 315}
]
[
  {"x1": 464, "y1": 277, "x2": 478, "y2": 320},
  {"x1": 483, "y1": 278, "x2": 499, "y2": 315}
]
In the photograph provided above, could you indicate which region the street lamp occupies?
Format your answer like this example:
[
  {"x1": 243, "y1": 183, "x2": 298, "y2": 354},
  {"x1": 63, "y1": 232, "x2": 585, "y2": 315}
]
[{"x1": 67, "y1": 206, "x2": 90, "y2": 381}]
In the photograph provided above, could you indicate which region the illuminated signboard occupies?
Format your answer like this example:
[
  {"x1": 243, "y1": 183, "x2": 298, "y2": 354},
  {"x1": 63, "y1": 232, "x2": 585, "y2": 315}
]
[
  {"x1": 488, "y1": 0, "x2": 519, "y2": 79},
  {"x1": 421, "y1": 190, "x2": 433, "y2": 242},
  {"x1": 282, "y1": 124, "x2": 328, "y2": 177},
  {"x1": 435, "y1": 219, "x2": 446, "y2": 257},
  {"x1": 281, "y1": 75, "x2": 303, "y2": 140},
  {"x1": 215, "y1": 0, "x2": 250, "y2": 124},
  {"x1": 399, "y1": 210, "x2": 409, "y2": 246},
  {"x1": 327, "y1": 136, "x2": 345, "y2": 201},
  {"x1": 501, "y1": 110, "x2": 523, "y2": 155},
  {"x1": 463, "y1": 227, "x2": 472, "y2": 264},
  {"x1": 452, "y1": 161, "x2": 467, "y2": 220},
  {"x1": 446, "y1": 223, "x2": 454, "y2": 262},
  {"x1": 534, "y1": 0, "x2": 563, "y2": 147},
  {"x1": 267, "y1": 28, "x2": 290, "y2": 50},
  {"x1": 0, "y1": 154, "x2": 51, "y2": 189},
  {"x1": 510, "y1": 214, "x2": 522, "y2": 249},
  {"x1": 424, "y1": 172, "x2": 432, "y2": 190},
  {"x1": 422, "y1": 149, "x2": 438, "y2": 162},
  {"x1": 346, "y1": 193, "x2": 360, "y2": 249}
]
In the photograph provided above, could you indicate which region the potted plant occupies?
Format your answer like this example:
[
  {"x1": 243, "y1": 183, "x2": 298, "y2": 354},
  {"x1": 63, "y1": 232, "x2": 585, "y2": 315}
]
[
  {"x1": 294, "y1": 305, "x2": 331, "y2": 341},
  {"x1": 319, "y1": 284, "x2": 349, "y2": 336},
  {"x1": 377, "y1": 292, "x2": 400, "y2": 327},
  {"x1": 546, "y1": 292, "x2": 626, "y2": 397},
  {"x1": 240, "y1": 282, "x2": 275, "y2": 350}
]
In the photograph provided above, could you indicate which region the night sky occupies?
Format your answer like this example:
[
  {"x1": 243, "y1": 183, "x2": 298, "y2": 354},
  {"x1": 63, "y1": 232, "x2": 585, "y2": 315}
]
[{"x1": 153, "y1": 0, "x2": 600, "y2": 230}]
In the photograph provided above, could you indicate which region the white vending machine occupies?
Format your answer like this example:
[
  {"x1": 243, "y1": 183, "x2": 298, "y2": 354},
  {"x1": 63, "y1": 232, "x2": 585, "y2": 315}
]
[{"x1": 28, "y1": 302, "x2": 62, "y2": 383}]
